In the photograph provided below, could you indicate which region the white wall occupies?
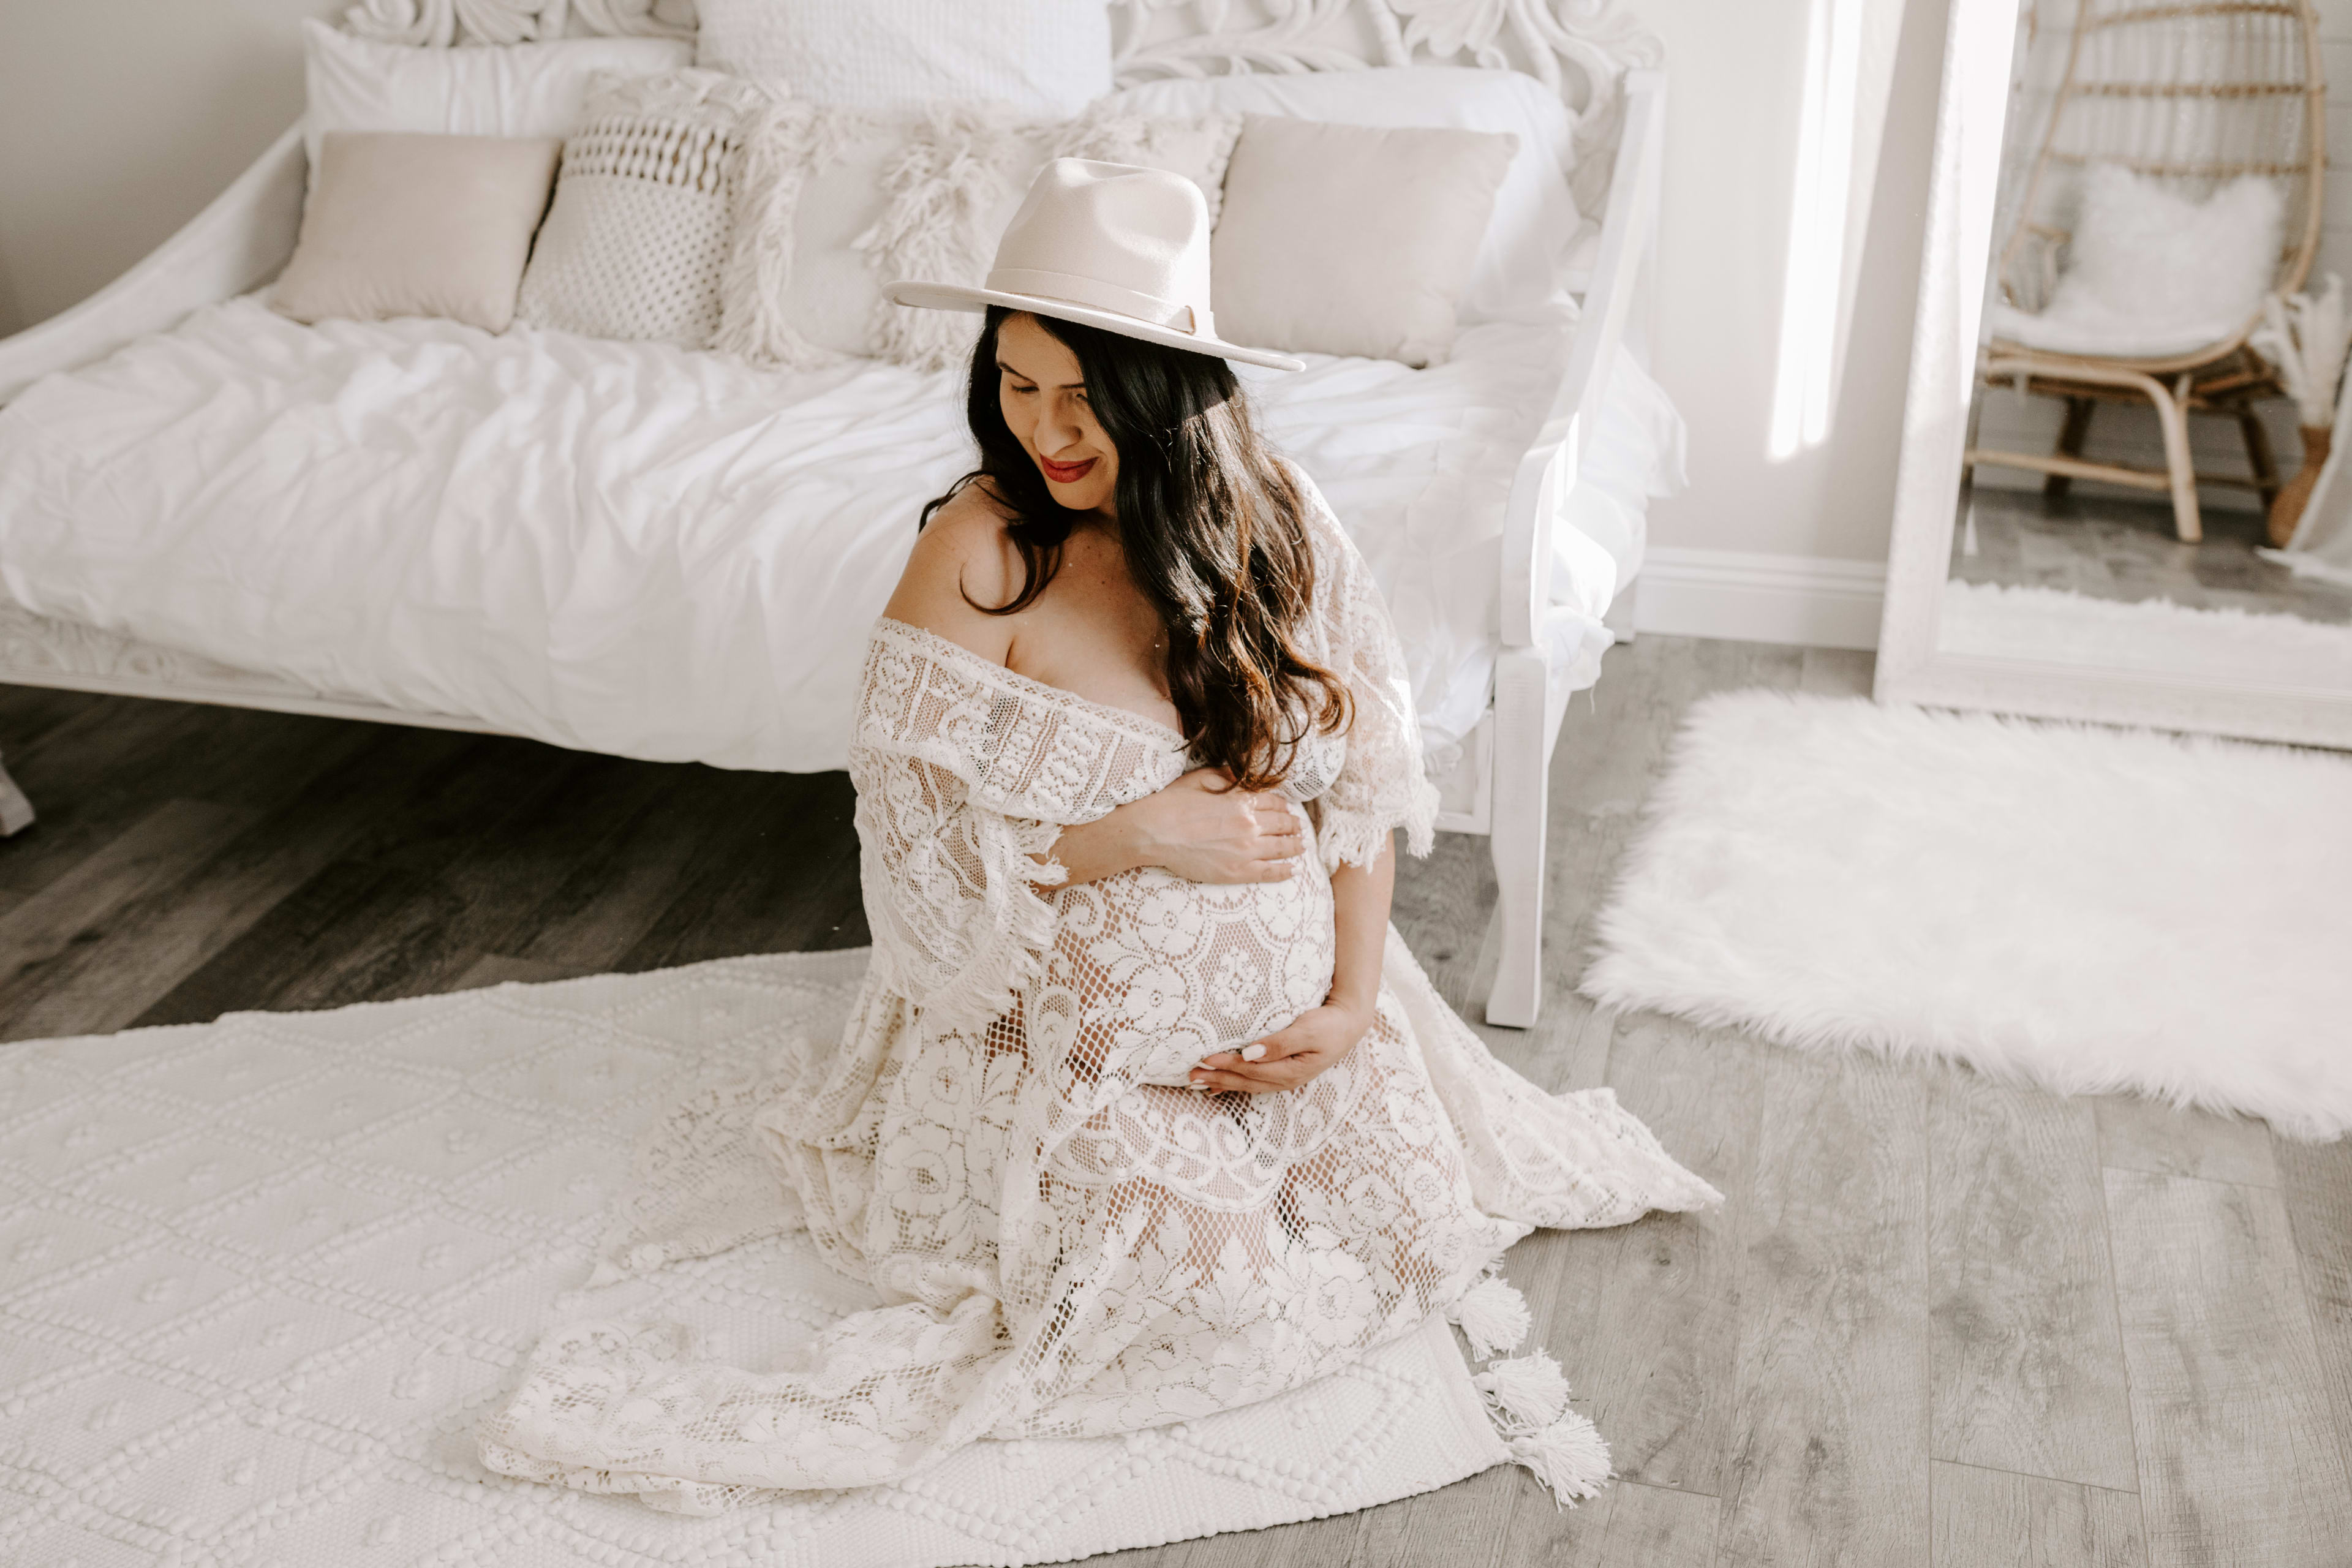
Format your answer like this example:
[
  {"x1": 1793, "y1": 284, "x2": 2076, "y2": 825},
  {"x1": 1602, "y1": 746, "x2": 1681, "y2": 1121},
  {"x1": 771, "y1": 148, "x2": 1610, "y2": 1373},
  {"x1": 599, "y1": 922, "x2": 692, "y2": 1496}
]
[
  {"x1": 0, "y1": 0, "x2": 342, "y2": 335},
  {"x1": 1614, "y1": 0, "x2": 1951, "y2": 646}
]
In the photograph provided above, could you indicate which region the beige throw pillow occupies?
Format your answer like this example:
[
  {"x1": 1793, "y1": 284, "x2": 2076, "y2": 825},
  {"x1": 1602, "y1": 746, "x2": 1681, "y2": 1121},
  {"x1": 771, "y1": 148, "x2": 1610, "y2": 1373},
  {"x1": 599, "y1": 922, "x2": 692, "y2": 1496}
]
[
  {"x1": 1212, "y1": 116, "x2": 1517, "y2": 367},
  {"x1": 273, "y1": 132, "x2": 564, "y2": 333}
]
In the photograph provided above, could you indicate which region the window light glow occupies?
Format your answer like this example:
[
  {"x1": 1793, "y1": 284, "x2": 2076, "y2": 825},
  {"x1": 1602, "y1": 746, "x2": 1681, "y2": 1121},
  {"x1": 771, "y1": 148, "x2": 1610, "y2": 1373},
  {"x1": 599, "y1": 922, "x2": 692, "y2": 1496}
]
[{"x1": 1768, "y1": 0, "x2": 1868, "y2": 461}]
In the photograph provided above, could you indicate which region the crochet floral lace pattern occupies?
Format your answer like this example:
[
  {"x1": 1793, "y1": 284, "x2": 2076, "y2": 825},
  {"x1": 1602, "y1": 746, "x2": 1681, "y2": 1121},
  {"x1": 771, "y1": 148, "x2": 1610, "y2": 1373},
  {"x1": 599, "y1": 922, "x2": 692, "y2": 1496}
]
[{"x1": 478, "y1": 478, "x2": 1718, "y2": 1510}]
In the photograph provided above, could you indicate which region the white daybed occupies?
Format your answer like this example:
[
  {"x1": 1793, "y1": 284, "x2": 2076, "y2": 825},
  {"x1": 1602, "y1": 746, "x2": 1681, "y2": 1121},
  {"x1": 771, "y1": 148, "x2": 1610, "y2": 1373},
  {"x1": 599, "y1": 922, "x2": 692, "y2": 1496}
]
[{"x1": 0, "y1": 0, "x2": 1673, "y2": 1028}]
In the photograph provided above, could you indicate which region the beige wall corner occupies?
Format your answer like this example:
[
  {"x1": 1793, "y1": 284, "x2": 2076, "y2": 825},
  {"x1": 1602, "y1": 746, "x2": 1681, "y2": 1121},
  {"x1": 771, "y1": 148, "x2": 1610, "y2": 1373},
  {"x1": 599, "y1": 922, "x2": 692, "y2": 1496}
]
[{"x1": 0, "y1": 0, "x2": 342, "y2": 329}]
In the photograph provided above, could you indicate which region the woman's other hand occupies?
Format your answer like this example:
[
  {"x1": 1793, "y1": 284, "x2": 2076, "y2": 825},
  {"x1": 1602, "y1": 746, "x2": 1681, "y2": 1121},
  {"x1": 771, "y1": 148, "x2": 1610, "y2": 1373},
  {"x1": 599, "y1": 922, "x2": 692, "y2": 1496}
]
[
  {"x1": 1129, "y1": 768, "x2": 1303, "y2": 884},
  {"x1": 1188, "y1": 1001, "x2": 1373, "y2": 1095},
  {"x1": 1051, "y1": 767, "x2": 1303, "y2": 887}
]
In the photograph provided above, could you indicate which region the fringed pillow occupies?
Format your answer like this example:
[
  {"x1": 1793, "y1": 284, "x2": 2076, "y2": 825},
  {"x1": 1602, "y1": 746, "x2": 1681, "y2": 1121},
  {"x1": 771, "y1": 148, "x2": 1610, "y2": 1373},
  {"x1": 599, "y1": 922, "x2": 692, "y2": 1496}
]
[
  {"x1": 515, "y1": 70, "x2": 773, "y2": 349},
  {"x1": 717, "y1": 105, "x2": 1243, "y2": 374}
]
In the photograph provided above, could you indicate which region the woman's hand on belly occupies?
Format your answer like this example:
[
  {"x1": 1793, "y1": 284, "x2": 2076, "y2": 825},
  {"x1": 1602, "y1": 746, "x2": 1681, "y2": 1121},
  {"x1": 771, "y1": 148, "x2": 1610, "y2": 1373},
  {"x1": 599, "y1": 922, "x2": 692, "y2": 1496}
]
[
  {"x1": 1047, "y1": 767, "x2": 1305, "y2": 888},
  {"x1": 1186, "y1": 1000, "x2": 1373, "y2": 1095}
]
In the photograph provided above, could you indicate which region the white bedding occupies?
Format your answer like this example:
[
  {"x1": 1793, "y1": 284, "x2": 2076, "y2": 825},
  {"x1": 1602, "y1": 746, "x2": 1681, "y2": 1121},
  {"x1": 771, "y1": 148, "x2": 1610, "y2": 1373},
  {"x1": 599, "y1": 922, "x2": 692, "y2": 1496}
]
[{"x1": 0, "y1": 295, "x2": 1679, "y2": 772}]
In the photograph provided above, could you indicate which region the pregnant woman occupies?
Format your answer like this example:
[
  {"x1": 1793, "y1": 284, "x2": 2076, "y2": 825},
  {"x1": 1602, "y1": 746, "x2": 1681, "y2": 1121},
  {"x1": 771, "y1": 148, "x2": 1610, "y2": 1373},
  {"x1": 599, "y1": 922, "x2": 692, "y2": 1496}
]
[{"x1": 481, "y1": 162, "x2": 1717, "y2": 1512}]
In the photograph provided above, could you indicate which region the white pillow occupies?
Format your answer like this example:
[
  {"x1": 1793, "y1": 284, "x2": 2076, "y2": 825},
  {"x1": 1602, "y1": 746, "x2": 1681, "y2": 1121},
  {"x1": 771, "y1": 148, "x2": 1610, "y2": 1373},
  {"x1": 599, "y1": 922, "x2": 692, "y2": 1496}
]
[
  {"x1": 696, "y1": 0, "x2": 1114, "y2": 117},
  {"x1": 1098, "y1": 67, "x2": 1581, "y2": 322},
  {"x1": 302, "y1": 20, "x2": 693, "y2": 180},
  {"x1": 1988, "y1": 165, "x2": 2285, "y2": 358},
  {"x1": 515, "y1": 70, "x2": 769, "y2": 348},
  {"x1": 718, "y1": 104, "x2": 1242, "y2": 372}
]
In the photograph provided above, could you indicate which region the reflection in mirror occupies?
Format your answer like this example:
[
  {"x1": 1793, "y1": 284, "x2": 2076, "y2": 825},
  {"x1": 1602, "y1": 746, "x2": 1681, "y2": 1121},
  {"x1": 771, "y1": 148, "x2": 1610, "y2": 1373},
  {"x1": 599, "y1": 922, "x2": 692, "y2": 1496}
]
[{"x1": 1941, "y1": 0, "x2": 2352, "y2": 695}]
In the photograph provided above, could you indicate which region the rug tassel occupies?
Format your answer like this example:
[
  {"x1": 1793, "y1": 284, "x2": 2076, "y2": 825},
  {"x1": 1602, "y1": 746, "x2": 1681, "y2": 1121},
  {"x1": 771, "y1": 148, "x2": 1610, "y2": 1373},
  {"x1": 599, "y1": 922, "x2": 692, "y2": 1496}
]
[
  {"x1": 1507, "y1": 1408, "x2": 1613, "y2": 1507},
  {"x1": 1448, "y1": 1273, "x2": 1532, "y2": 1360},
  {"x1": 1472, "y1": 1349, "x2": 1570, "y2": 1431}
]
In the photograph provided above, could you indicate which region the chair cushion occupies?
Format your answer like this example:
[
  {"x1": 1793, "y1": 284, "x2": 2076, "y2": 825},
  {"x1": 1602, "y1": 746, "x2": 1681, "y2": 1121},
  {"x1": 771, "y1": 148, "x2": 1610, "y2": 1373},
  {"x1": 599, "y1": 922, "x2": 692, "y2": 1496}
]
[{"x1": 1989, "y1": 164, "x2": 2283, "y2": 358}]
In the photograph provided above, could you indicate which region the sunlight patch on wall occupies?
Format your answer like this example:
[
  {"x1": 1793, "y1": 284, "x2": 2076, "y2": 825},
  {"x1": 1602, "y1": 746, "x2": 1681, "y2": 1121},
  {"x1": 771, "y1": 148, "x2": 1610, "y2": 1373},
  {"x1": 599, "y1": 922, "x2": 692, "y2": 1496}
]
[{"x1": 1768, "y1": 0, "x2": 1907, "y2": 462}]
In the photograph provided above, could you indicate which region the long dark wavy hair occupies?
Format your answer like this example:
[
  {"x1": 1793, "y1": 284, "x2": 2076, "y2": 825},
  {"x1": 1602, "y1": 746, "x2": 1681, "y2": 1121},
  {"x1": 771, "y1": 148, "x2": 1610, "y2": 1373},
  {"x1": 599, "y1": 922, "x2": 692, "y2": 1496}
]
[{"x1": 921, "y1": 307, "x2": 1349, "y2": 791}]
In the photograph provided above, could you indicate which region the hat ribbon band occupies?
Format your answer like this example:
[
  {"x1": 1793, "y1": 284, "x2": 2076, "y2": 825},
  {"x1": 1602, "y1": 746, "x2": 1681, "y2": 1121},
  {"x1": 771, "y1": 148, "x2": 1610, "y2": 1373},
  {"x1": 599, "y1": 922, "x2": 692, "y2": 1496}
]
[{"x1": 985, "y1": 267, "x2": 1203, "y2": 336}]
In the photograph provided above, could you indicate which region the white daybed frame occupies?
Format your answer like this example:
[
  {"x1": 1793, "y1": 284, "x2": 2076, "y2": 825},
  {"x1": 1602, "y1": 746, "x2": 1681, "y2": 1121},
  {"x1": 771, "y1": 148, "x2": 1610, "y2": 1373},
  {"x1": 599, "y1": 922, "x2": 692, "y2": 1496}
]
[{"x1": 0, "y1": 0, "x2": 1665, "y2": 1029}]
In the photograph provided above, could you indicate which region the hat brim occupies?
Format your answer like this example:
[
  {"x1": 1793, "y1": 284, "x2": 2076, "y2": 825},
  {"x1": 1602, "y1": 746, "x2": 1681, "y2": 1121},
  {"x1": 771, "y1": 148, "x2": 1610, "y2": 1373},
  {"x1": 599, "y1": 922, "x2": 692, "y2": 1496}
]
[{"x1": 886, "y1": 281, "x2": 1307, "y2": 373}]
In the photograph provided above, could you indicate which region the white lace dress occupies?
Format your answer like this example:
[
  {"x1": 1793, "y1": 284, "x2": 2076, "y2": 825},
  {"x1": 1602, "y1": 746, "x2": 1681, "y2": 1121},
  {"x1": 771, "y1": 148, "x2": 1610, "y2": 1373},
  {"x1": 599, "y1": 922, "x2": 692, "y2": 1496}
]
[{"x1": 478, "y1": 482, "x2": 1720, "y2": 1513}]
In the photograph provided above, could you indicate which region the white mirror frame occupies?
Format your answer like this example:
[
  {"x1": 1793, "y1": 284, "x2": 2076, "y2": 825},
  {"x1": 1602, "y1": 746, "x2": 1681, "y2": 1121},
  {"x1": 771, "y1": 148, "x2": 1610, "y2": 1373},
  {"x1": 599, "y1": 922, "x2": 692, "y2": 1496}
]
[{"x1": 1874, "y1": 0, "x2": 2352, "y2": 750}]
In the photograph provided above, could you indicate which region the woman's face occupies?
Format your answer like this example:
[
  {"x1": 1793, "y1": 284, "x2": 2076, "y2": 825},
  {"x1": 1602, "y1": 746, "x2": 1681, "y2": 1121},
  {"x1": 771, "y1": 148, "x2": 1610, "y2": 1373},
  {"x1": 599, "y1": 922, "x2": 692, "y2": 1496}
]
[{"x1": 997, "y1": 313, "x2": 1118, "y2": 515}]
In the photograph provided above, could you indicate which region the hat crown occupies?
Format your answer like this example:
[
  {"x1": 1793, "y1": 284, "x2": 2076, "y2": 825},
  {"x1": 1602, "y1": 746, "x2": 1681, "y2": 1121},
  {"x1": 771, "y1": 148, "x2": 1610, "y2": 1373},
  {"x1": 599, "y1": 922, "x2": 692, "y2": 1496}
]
[{"x1": 984, "y1": 159, "x2": 1217, "y2": 340}]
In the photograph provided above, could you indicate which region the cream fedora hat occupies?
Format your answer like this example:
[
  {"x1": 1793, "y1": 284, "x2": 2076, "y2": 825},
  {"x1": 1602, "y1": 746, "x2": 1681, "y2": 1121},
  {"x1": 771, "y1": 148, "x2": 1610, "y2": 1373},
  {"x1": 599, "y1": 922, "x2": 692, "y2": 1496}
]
[{"x1": 886, "y1": 157, "x2": 1305, "y2": 372}]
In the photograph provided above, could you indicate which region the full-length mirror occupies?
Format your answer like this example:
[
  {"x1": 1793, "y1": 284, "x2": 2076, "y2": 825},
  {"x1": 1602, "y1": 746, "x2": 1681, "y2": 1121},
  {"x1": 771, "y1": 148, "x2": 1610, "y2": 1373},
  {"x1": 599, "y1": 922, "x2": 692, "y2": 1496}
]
[{"x1": 1881, "y1": 0, "x2": 2352, "y2": 745}]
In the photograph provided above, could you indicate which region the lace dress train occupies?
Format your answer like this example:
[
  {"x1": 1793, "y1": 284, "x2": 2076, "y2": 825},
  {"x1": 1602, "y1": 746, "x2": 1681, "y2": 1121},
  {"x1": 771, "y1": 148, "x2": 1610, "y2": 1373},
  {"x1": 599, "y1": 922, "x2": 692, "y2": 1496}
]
[{"x1": 478, "y1": 478, "x2": 1721, "y2": 1513}]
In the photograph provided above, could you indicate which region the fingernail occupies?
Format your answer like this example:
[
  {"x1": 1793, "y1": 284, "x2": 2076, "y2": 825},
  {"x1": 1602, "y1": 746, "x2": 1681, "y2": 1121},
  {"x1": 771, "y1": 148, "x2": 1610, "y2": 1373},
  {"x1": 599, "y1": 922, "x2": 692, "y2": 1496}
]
[
  {"x1": 1188, "y1": 1082, "x2": 1208, "y2": 1093},
  {"x1": 1241, "y1": 1044, "x2": 1267, "y2": 1061}
]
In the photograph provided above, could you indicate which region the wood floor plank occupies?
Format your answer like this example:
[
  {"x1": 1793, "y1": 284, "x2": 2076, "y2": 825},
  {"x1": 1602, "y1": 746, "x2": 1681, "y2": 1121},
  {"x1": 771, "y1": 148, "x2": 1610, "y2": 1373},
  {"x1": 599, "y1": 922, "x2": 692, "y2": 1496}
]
[
  {"x1": 0, "y1": 684, "x2": 107, "y2": 756},
  {"x1": 0, "y1": 699, "x2": 232, "y2": 895},
  {"x1": 1929, "y1": 1463, "x2": 2145, "y2": 1568},
  {"x1": 450, "y1": 953, "x2": 600, "y2": 991},
  {"x1": 0, "y1": 725, "x2": 407, "y2": 1039},
  {"x1": 2093, "y1": 1097, "x2": 2278, "y2": 1189},
  {"x1": 617, "y1": 770, "x2": 864, "y2": 971},
  {"x1": 1929, "y1": 1066, "x2": 2137, "y2": 1491},
  {"x1": 0, "y1": 797, "x2": 260, "y2": 1036},
  {"x1": 1589, "y1": 1479, "x2": 1716, "y2": 1568},
  {"x1": 127, "y1": 731, "x2": 560, "y2": 1024},
  {"x1": 1530, "y1": 1009, "x2": 1763, "y2": 1498},
  {"x1": 2272, "y1": 1134, "x2": 2352, "y2": 1507},
  {"x1": 2104, "y1": 1168, "x2": 2352, "y2": 1567},
  {"x1": 511, "y1": 769, "x2": 753, "y2": 971},
  {"x1": 1714, "y1": 1046, "x2": 1932, "y2": 1567}
]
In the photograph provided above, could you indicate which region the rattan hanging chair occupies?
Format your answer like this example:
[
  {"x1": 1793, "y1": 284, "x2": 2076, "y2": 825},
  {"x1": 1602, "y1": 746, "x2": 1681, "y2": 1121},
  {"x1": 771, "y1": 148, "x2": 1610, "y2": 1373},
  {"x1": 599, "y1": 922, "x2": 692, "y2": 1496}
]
[{"x1": 1967, "y1": 0, "x2": 2326, "y2": 543}]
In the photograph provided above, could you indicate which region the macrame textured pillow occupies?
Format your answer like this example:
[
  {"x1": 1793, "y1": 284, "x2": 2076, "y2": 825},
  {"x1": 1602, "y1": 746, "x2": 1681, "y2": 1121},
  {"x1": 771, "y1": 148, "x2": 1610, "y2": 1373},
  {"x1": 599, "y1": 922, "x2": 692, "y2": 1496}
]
[
  {"x1": 717, "y1": 104, "x2": 1244, "y2": 373},
  {"x1": 516, "y1": 70, "x2": 772, "y2": 349}
]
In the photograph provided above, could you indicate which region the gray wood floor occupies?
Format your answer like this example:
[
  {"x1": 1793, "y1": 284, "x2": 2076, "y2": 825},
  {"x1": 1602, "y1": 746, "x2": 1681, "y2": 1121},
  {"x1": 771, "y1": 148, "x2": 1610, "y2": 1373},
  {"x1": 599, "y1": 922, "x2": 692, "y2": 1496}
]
[
  {"x1": 1953, "y1": 484, "x2": 2352, "y2": 625},
  {"x1": 1, "y1": 635, "x2": 2346, "y2": 1567}
]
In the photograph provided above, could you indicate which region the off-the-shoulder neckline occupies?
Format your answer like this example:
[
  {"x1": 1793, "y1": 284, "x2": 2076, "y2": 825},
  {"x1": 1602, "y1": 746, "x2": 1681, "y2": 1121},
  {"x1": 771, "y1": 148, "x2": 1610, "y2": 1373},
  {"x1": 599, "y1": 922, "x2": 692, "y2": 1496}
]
[{"x1": 873, "y1": 617, "x2": 1190, "y2": 748}]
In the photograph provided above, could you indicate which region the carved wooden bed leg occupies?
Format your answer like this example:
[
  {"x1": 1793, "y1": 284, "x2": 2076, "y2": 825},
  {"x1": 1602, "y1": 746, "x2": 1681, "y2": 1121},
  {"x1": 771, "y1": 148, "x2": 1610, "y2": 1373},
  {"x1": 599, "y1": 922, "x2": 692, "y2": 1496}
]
[
  {"x1": 1485, "y1": 647, "x2": 1550, "y2": 1028},
  {"x1": 0, "y1": 755, "x2": 32, "y2": 837}
]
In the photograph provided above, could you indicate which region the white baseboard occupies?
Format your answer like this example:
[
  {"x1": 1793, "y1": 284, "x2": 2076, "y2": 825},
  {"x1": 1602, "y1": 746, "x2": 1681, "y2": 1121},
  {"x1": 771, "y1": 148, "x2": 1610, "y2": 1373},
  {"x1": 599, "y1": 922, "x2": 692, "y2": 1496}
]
[{"x1": 1633, "y1": 547, "x2": 1887, "y2": 650}]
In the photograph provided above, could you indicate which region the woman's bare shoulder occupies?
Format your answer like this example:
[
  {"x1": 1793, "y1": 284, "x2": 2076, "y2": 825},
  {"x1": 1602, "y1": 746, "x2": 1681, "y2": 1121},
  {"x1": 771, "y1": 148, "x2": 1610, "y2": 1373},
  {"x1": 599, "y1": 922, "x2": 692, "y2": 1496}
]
[{"x1": 882, "y1": 482, "x2": 1022, "y2": 658}]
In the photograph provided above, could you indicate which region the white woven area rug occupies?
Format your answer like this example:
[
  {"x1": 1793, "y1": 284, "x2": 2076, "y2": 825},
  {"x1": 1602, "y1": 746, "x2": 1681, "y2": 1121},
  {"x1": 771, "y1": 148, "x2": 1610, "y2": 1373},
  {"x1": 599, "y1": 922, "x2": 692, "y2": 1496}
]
[
  {"x1": 1581, "y1": 691, "x2": 2352, "y2": 1139},
  {"x1": 0, "y1": 950, "x2": 1505, "y2": 1567}
]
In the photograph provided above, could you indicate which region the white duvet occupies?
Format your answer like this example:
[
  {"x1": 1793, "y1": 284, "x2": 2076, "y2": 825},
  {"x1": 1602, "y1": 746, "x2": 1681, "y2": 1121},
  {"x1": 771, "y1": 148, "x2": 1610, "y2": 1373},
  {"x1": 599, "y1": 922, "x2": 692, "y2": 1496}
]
[{"x1": 0, "y1": 296, "x2": 1678, "y2": 772}]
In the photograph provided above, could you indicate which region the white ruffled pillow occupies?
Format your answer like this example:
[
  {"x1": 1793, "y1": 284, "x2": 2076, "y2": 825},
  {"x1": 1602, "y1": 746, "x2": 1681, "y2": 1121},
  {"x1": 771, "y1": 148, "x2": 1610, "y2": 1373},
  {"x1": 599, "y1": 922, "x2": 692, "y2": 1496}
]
[
  {"x1": 1988, "y1": 164, "x2": 2285, "y2": 358},
  {"x1": 717, "y1": 105, "x2": 1243, "y2": 373},
  {"x1": 516, "y1": 70, "x2": 772, "y2": 348},
  {"x1": 696, "y1": 0, "x2": 1113, "y2": 118}
]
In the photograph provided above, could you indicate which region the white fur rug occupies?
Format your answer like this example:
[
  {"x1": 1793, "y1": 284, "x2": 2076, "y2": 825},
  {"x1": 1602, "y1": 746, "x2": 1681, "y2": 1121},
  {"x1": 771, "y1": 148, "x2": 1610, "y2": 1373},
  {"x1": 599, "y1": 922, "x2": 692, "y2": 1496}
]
[
  {"x1": 1581, "y1": 691, "x2": 2352, "y2": 1139},
  {"x1": 1939, "y1": 578, "x2": 2352, "y2": 690},
  {"x1": 0, "y1": 951, "x2": 1504, "y2": 1567}
]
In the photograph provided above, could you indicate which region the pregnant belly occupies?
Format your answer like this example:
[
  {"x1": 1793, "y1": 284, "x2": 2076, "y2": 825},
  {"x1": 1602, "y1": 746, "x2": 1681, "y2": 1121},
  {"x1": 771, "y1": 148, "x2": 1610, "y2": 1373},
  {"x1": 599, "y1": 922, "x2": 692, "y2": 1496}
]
[{"x1": 1035, "y1": 851, "x2": 1337, "y2": 1089}]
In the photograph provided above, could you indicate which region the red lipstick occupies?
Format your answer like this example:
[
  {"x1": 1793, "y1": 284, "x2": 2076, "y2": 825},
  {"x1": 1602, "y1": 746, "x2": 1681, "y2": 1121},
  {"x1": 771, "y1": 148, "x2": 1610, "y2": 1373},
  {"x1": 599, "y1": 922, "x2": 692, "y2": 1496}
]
[{"x1": 1039, "y1": 454, "x2": 1097, "y2": 485}]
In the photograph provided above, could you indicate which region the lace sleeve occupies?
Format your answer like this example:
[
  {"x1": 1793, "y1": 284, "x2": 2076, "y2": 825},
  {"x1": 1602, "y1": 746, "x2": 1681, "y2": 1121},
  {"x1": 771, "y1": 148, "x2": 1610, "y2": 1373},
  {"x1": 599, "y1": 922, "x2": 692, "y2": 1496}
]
[
  {"x1": 1298, "y1": 472, "x2": 1440, "y2": 872},
  {"x1": 848, "y1": 742, "x2": 1065, "y2": 1033},
  {"x1": 848, "y1": 620, "x2": 1185, "y2": 1034}
]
